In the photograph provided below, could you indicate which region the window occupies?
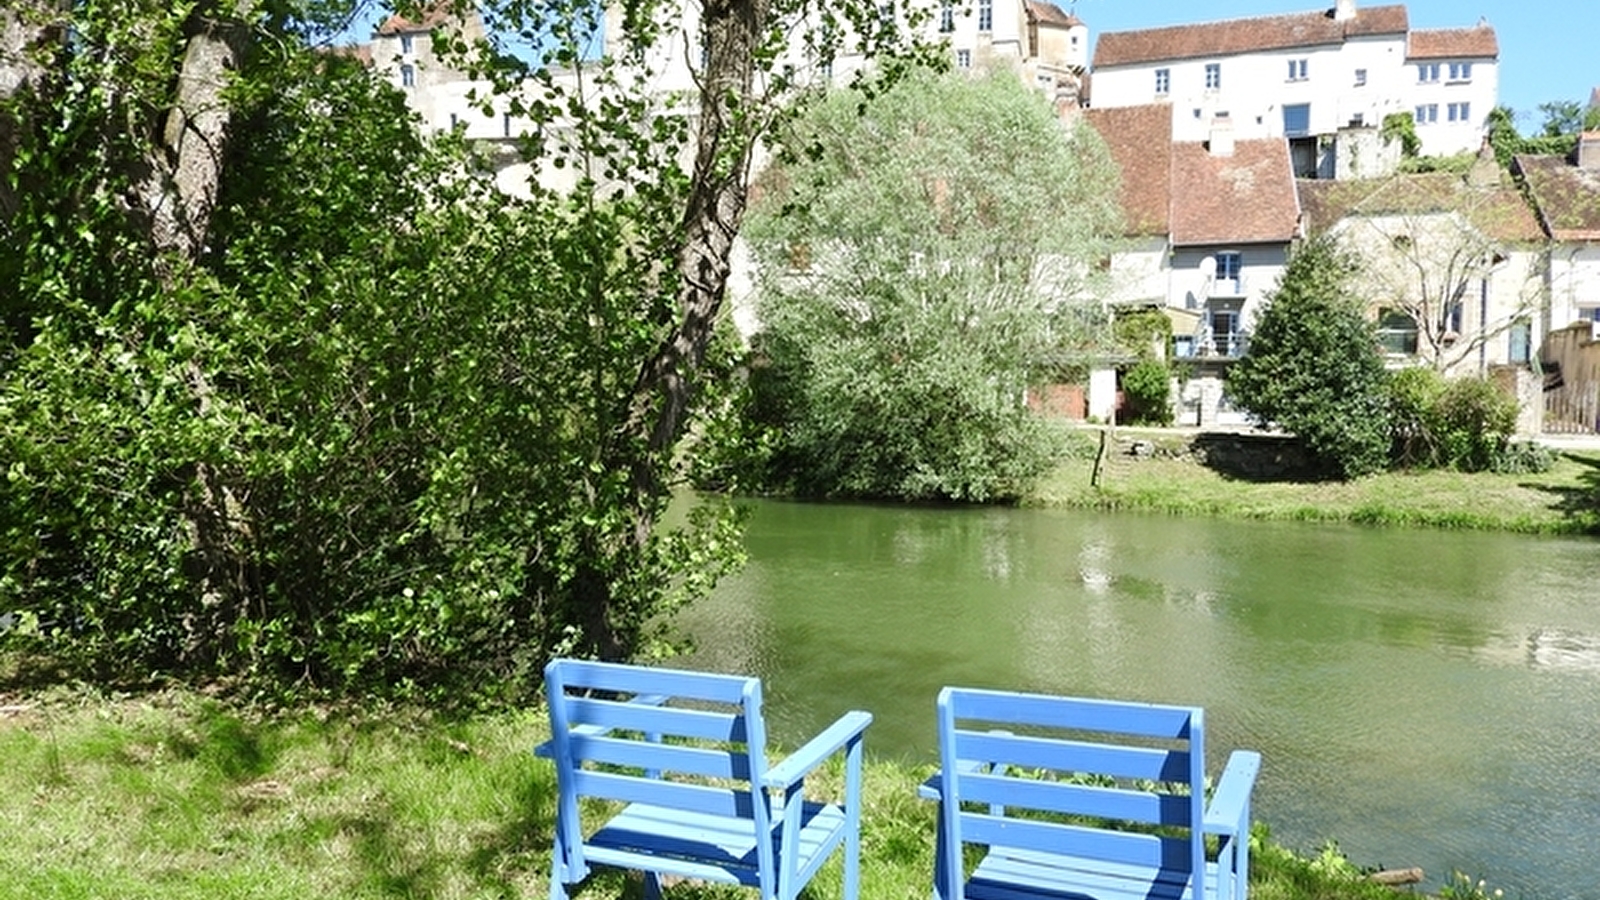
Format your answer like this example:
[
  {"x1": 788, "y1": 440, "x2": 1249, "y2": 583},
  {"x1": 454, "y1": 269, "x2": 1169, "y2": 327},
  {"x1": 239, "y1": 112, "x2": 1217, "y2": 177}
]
[
  {"x1": 1378, "y1": 309, "x2": 1419, "y2": 355},
  {"x1": 400, "y1": 33, "x2": 414, "y2": 54},
  {"x1": 1155, "y1": 68, "x2": 1170, "y2": 95},
  {"x1": 503, "y1": 113, "x2": 512, "y2": 138},
  {"x1": 1439, "y1": 301, "x2": 1463, "y2": 335},
  {"x1": 1214, "y1": 252, "x2": 1242, "y2": 294},
  {"x1": 939, "y1": 1, "x2": 954, "y2": 33},
  {"x1": 1415, "y1": 103, "x2": 1438, "y2": 124},
  {"x1": 1448, "y1": 101, "x2": 1472, "y2": 123},
  {"x1": 1509, "y1": 319, "x2": 1532, "y2": 364},
  {"x1": 400, "y1": 63, "x2": 415, "y2": 88},
  {"x1": 1448, "y1": 61, "x2": 1472, "y2": 82},
  {"x1": 1283, "y1": 103, "x2": 1311, "y2": 137},
  {"x1": 1205, "y1": 62, "x2": 1221, "y2": 90},
  {"x1": 978, "y1": 0, "x2": 992, "y2": 32},
  {"x1": 1354, "y1": 67, "x2": 1367, "y2": 86},
  {"x1": 1287, "y1": 58, "x2": 1307, "y2": 81},
  {"x1": 1208, "y1": 309, "x2": 1242, "y2": 356},
  {"x1": 955, "y1": 48, "x2": 971, "y2": 68},
  {"x1": 1349, "y1": 113, "x2": 1365, "y2": 127},
  {"x1": 1417, "y1": 62, "x2": 1440, "y2": 83}
]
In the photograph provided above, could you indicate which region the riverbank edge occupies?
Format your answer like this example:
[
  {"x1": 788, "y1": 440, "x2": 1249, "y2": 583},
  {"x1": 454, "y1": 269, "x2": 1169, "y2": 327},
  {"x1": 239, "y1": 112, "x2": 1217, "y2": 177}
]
[
  {"x1": 1029, "y1": 426, "x2": 1600, "y2": 537},
  {"x1": 0, "y1": 686, "x2": 1432, "y2": 900}
]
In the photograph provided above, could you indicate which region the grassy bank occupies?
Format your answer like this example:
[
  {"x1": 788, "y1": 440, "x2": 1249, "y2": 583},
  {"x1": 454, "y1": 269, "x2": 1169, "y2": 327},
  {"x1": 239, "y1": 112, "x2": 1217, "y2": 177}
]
[
  {"x1": 1032, "y1": 429, "x2": 1600, "y2": 535},
  {"x1": 0, "y1": 689, "x2": 1437, "y2": 900}
]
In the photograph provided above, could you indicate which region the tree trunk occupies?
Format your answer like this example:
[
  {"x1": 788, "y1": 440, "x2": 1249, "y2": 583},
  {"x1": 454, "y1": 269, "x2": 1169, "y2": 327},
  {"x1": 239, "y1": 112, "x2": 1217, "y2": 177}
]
[
  {"x1": 0, "y1": 0, "x2": 66, "y2": 225},
  {"x1": 129, "y1": 1, "x2": 258, "y2": 660},
  {"x1": 578, "y1": 0, "x2": 770, "y2": 661}
]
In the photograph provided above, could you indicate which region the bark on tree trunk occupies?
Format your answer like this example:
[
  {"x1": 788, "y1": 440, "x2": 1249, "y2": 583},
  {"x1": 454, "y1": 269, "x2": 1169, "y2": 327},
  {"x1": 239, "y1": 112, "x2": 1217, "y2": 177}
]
[
  {"x1": 129, "y1": 0, "x2": 258, "y2": 660},
  {"x1": 0, "y1": 0, "x2": 66, "y2": 225}
]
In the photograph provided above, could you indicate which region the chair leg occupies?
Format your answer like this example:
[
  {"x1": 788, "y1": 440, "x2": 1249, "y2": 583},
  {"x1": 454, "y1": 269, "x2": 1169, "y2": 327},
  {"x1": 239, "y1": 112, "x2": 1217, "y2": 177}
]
[{"x1": 643, "y1": 870, "x2": 664, "y2": 900}]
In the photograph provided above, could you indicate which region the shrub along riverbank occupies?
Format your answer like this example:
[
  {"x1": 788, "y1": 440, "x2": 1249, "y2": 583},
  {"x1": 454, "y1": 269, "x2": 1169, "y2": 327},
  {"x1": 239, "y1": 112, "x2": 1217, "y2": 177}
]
[
  {"x1": 0, "y1": 687, "x2": 1429, "y2": 900},
  {"x1": 1031, "y1": 428, "x2": 1600, "y2": 536}
]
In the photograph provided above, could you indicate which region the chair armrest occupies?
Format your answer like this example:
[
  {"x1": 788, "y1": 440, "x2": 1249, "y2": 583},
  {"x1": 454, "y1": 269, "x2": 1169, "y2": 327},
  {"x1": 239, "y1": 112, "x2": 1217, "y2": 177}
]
[
  {"x1": 533, "y1": 693, "x2": 671, "y2": 758},
  {"x1": 1203, "y1": 750, "x2": 1261, "y2": 834},
  {"x1": 918, "y1": 757, "x2": 990, "y2": 801},
  {"x1": 763, "y1": 710, "x2": 873, "y2": 789}
]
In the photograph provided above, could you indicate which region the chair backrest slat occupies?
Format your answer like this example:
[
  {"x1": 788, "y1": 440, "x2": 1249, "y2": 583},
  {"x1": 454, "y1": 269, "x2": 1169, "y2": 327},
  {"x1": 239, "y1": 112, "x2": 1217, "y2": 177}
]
[
  {"x1": 953, "y1": 730, "x2": 1192, "y2": 782},
  {"x1": 570, "y1": 734, "x2": 749, "y2": 781},
  {"x1": 956, "y1": 772, "x2": 1191, "y2": 827},
  {"x1": 946, "y1": 689, "x2": 1195, "y2": 740},
  {"x1": 959, "y1": 813, "x2": 1190, "y2": 870},
  {"x1": 572, "y1": 770, "x2": 759, "y2": 819},
  {"x1": 551, "y1": 659, "x2": 754, "y2": 704},
  {"x1": 565, "y1": 697, "x2": 750, "y2": 744}
]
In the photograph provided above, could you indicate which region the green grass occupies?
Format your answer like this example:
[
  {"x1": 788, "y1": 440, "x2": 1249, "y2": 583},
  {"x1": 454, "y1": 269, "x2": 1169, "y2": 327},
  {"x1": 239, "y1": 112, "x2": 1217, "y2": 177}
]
[
  {"x1": 0, "y1": 688, "x2": 1429, "y2": 900},
  {"x1": 1031, "y1": 431, "x2": 1600, "y2": 535}
]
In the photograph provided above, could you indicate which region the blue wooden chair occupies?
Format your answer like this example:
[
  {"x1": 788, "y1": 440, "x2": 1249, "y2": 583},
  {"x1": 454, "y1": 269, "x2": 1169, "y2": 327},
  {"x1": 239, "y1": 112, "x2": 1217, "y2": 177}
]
[
  {"x1": 923, "y1": 687, "x2": 1261, "y2": 900},
  {"x1": 537, "y1": 659, "x2": 872, "y2": 900}
]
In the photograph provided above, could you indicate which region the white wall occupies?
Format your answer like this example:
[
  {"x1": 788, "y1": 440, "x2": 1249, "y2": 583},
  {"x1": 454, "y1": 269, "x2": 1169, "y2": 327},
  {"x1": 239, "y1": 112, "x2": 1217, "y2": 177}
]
[{"x1": 1089, "y1": 31, "x2": 1495, "y2": 155}]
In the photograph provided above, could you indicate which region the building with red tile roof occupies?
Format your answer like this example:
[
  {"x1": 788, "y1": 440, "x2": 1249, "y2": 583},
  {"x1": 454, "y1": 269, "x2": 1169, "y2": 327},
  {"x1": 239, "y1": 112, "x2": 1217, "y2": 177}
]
[{"x1": 1088, "y1": 1, "x2": 1498, "y2": 160}]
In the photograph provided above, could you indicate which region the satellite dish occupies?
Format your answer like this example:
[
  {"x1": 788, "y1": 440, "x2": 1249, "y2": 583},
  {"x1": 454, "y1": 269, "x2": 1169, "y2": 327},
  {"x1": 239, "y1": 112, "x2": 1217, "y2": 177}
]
[{"x1": 1198, "y1": 256, "x2": 1217, "y2": 280}]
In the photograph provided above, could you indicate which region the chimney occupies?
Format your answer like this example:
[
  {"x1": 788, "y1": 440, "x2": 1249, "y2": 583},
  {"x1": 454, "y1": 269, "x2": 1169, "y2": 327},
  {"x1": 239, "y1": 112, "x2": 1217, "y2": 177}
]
[
  {"x1": 1208, "y1": 112, "x2": 1235, "y2": 157},
  {"x1": 1333, "y1": 0, "x2": 1356, "y2": 22},
  {"x1": 1579, "y1": 132, "x2": 1600, "y2": 170}
]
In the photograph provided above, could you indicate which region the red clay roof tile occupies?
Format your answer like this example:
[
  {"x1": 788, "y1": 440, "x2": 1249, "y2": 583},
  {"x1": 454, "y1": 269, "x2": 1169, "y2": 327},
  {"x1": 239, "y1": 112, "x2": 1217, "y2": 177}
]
[
  {"x1": 1092, "y1": 5, "x2": 1407, "y2": 69},
  {"x1": 1407, "y1": 26, "x2": 1498, "y2": 60}
]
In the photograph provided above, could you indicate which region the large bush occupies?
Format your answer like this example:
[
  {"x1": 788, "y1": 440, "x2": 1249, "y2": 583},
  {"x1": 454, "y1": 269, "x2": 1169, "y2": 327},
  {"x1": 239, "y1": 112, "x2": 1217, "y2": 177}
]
[
  {"x1": 1228, "y1": 237, "x2": 1392, "y2": 479},
  {"x1": 743, "y1": 68, "x2": 1121, "y2": 502},
  {"x1": 1387, "y1": 368, "x2": 1524, "y2": 471}
]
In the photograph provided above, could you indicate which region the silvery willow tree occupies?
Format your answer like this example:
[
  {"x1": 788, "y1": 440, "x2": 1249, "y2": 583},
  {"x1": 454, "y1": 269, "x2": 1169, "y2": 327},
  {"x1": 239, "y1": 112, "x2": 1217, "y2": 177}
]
[
  {"x1": 0, "y1": 0, "x2": 931, "y2": 701},
  {"x1": 741, "y1": 67, "x2": 1120, "y2": 501}
]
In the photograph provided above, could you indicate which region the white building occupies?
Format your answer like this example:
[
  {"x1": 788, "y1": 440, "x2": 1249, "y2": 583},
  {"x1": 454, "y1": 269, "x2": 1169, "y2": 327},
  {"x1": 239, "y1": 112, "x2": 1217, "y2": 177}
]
[{"x1": 1087, "y1": 0, "x2": 1498, "y2": 166}]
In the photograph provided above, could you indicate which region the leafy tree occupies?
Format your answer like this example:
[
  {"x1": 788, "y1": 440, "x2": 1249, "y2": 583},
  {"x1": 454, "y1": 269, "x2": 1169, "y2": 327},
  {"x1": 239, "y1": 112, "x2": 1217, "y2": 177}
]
[
  {"x1": 1486, "y1": 104, "x2": 1593, "y2": 167},
  {"x1": 743, "y1": 67, "x2": 1121, "y2": 501},
  {"x1": 1228, "y1": 237, "x2": 1392, "y2": 480},
  {"x1": 0, "y1": 0, "x2": 927, "y2": 699}
]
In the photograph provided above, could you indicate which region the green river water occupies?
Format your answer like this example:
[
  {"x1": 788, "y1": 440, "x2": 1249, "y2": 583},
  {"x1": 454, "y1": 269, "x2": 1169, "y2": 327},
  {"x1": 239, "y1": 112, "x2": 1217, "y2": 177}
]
[{"x1": 673, "y1": 499, "x2": 1600, "y2": 899}]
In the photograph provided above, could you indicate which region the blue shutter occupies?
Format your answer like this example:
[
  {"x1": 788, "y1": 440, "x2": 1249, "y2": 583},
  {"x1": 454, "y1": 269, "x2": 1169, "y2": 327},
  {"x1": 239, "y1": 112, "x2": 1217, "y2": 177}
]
[{"x1": 1283, "y1": 104, "x2": 1311, "y2": 137}]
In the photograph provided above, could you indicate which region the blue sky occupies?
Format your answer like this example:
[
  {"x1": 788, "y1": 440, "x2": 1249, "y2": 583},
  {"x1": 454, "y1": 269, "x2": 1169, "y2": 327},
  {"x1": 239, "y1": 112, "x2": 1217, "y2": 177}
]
[{"x1": 1074, "y1": 0, "x2": 1597, "y2": 129}]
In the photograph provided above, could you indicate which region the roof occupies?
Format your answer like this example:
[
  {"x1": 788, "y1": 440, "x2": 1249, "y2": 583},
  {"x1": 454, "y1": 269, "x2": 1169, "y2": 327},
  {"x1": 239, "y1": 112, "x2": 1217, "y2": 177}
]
[
  {"x1": 1092, "y1": 5, "x2": 1408, "y2": 69},
  {"x1": 376, "y1": 5, "x2": 458, "y2": 35},
  {"x1": 1297, "y1": 173, "x2": 1544, "y2": 243},
  {"x1": 1083, "y1": 104, "x2": 1173, "y2": 237},
  {"x1": 1407, "y1": 26, "x2": 1498, "y2": 61},
  {"x1": 1025, "y1": 2, "x2": 1082, "y2": 28},
  {"x1": 1084, "y1": 104, "x2": 1300, "y2": 245},
  {"x1": 1514, "y1": 153, "x2": 1600, "y2": 241},
  {"x1": 1170, "y1": 138, "x2": 1301, "y2": 245}
]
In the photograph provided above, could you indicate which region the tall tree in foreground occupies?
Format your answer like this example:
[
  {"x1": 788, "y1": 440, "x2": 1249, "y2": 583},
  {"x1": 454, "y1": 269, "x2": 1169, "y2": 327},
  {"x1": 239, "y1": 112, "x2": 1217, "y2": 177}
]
[
  {"x1": 1228, "y1": 236, "x2": 1392, "y2": 480},
  {"x1": 743, "y1": 67, "x2": 1121, "y2": 501}
]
